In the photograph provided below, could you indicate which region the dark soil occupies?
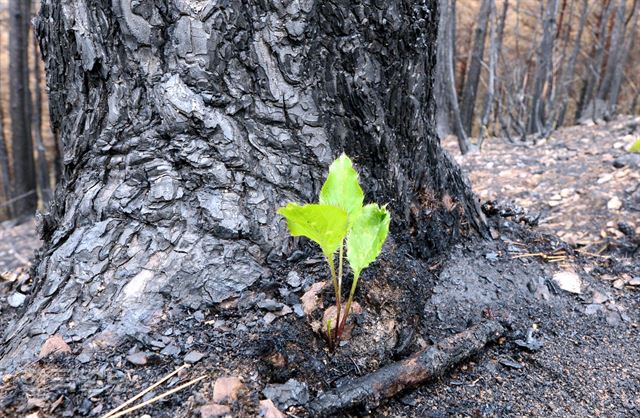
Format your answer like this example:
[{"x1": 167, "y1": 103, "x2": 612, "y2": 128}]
[{"x1": 1, "y1": 211, "x2": 638, "y2": 417}]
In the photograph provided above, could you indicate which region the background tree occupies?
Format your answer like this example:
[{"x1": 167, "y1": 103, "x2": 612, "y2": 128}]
[
  {"x1": 0, "y1": 0, "x2": 487, "y2": 370},
  {"x1": 7, "y1": 0, "x2": 36, "y2": 215}
]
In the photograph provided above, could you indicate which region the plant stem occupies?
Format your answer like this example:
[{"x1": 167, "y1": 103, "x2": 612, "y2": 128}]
[
  {"x1": 335, "y1": 240, "x2": 345, "y2": 344},
  {"x1": 326, "y1": 254, "x2": 341, "y2": 348},
  {"x1": 338, "y1": 271, "x2": 360, "y2": 337}
]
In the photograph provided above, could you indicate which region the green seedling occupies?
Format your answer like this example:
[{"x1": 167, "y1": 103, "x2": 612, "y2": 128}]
[
  {"x1": 629, "y1": 138, "x2": 640, "y2": 153},
  {"x1": 278, "y1": 154, "x2": 390, "y2": 349}
]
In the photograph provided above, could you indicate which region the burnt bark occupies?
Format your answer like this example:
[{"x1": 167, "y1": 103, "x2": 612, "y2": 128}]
[
  {"x1": 8, "y1": 0, "x2": 36, "y2": 215},
  {"x1": 459, "y1": 0, "x2": 492, "y2": 136},
  {"x1": 0, "y1": 0, "x2": 487, "y2": 372}
]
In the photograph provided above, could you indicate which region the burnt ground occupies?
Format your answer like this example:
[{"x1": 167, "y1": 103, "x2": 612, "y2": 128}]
[{"x1": 0, "y1": 118, "x2": 639, "y2": 417}]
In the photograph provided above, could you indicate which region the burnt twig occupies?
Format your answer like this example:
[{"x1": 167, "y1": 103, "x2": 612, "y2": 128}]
[{"x1": 308, "y1": 321, "x2": 504, "y2": 416}]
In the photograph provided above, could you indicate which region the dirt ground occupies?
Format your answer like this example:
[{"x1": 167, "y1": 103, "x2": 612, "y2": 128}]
[{"x1": 0, "y1": 117, "x2": 639, "y2": 417}]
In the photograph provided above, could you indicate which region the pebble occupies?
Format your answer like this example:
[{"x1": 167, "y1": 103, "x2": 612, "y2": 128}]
[
  {"x1": 160, "y1": 344, "x2": 180, "y2": 356},
  {"x1": 262, "y1": 379, "x2": 309, "y2": 409},
  {"x1": 126, "y1": 352, "x2": 148, "y2": 366},
  {"x1": 286, "y1": 271, "x2": 302, "y2": 288},
  {"x1": 7, "y1": 292, "x2": 26, "y2": 307},
  {"x1": 184, "y1": 350, "x2": 205, "y2": 364}
]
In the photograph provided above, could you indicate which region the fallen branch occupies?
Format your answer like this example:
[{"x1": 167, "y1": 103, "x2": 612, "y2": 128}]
[{"x1": 308, "y1": 320, "x2": 504, "y2": 416}]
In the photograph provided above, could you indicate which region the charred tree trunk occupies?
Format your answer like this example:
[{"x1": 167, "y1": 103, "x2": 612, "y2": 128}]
[
  {"x1": 0, "y1": 62, "x2": 11, "y2": 219},
  {"x1": 597, "y1": 0, "x2": 627, "y2": 104},
  {"x1": 556, "y1": 0, "x2": 589, "y2": 127},
  {"x1": 0, "y1": 0, "x2": 487, "y2": 372},
  {"x1": 528, "y1": 0, "x2": 559, "y2": 135},
  {"x1": 436, "y1": 0, "x2": 470, "y2": 153},
  {"x1": 459, "y1": 0, "x2": 492, "y2": 136},
  {"x1": 8, "y1": 0, "x2": 36, "y2": 215},
  {"x1": 606, "y1": 1, "x2": 639, "y2": 117}
]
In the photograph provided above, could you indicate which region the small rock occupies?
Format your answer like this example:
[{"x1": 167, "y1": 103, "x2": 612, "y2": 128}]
[
  {"x1": 263, "y1": 312, "x2": 277, "y2": 324},
  {"x1": 607, "y1": 196, "x2": 622, "y2": 210},
  {"x1": 498, "y1": 355, "x2": 524, "y2": 369},
  {"x1": 258, "y1": 299, "x2": 283, "y2": 312},
  {"x1": 628, "y1": 277, "x2": 640, "y2": 286},
  {"x1": 259, "y1": 399, "x2": 285, "y2": 418},
  {"x1": 485, "y1": 252, "x2": 499, "y2": 262},
  {"x1": 200, "y1": 403, "x2": 231, "y2": 418},
  {"x1": 193, "y1": 311, "x2": 205, "y2": 322},
  {"x1": 301, "y1": 281, "x2": 326, "y2": 315},
  {"x1": 184, "y1": 351, "x2": 206, "y2": 364},
  {"x1": 7, "y1": 292, "x2": 26, "y2": 307},
  {"x1": 286, "y1": 271, "x2": 302, "y2": 288},
  {"x1": 293, "y1": 304, "x2": 304, "y2": 317},
  {"x1": 77, "y1": 352, "x2": 92, "y2": 364},
  {"x1": 552, "y1": 270, "x2": 582, "y2": 294},
  {"x1": 263, "y1": 379, "x2": 309, "y2": 410},
  {"x1": 160, "y1": 344, "x2": 180, "y2": 357},
  {"x1": 126, "y1": 352, "x2": 149, "y2": 366},
  {"x1": 212, "y1": 376, "x2": 243, "y2": 403},
  {"x1": 39, "y1": 335, "x2": 72, "y2": 358},
  {"x1": 278, "y1": 305, "x2": 293, "y2": 317}
]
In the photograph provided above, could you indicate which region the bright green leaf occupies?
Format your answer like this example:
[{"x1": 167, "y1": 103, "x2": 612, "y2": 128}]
[
  {"x1": 278, "y1": 203, "x2": 348, "y2": 257},
  {"x1": 319, "y1": 154, "x2": 364, "y2": 217},
  {"x1": 629, "y1": 138, "x2": 640, "y2": 153},
  {"x1": 347, "y1": 204, "x2": 390, "y2": 278}
]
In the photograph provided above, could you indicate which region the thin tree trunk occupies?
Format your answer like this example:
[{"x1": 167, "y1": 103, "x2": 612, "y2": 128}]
[
  {"x1": 556, "y1": 0, "x2": 589, "y2": 127},
  {"x1": 575, "y1": 0, "x2": 616, "y2": 122},
  {"x1": 8, "y1": 0, "x2": 36, "y2": 216},
  {"x1": 0, "y1": 0, "x2": 487, "y2": 372},
  {"x1": 528, "y1": 0, "x2": 559, "y2": 135},
  {"x1": 31, "y1": 2, "x2": 52, "y2": 205},
  {"x1": 478, "y1": 0, "x2": 506, "y2": 149},
  {"x1": 597, "y1": 0, "x2": 627, "y2": 103},
  {"x1": 607, "y1": 2, "x2": 639, "y2": 116},
  {"x1": 459, "y1": 0, "x2": 493, "y2": 136},
  {"x1": 439, "y1": 0, "x2": 471, "y2": 153},
  {"x1": 0, "y1": 56, "x2": 11, "y2": 219}
]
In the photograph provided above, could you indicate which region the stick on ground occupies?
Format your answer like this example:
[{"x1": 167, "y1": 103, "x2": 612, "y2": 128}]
[{"x1": 308, "y1": 320, "x2": 504, "y2": 416}]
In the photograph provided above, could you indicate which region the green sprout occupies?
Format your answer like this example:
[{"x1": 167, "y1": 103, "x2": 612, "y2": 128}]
[
  {"x1": 629, "y1": 138, "x2": 640, "y2": 153},
  {"x1": 278, "y1": 154, "x2": 390, "y2": 349}
]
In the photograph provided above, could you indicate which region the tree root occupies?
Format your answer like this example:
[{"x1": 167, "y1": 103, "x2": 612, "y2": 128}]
[{"x1": 308, "y1": 320, "x2": 505, "y2": 416}]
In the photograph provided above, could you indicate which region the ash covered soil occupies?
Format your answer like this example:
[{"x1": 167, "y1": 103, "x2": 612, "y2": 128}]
[{"x1": 1, "y1": 119, "x2": 639, "y2": 417}]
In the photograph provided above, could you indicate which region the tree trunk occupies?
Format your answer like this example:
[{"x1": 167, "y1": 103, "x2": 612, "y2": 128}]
[
  {"x1": 597, "y1": 0, "x2": 627, "y2": 103},
  {"x1": 459, "y1": 0, "x2": 493, "y2": 136},
  {"x1": 0, "y1": 0, "x2": 487, "y2": 372},
  {"x1": 528, "y1": 0, "x2": 559, "y2": 135},
  {"x1": 556, "y1": 0, "x2": 589, "y2": 127},
  {"x1": 8, "y1": 0, "x2": 36, "y2": 215},
  {"x1": 0, "y1": 62, "x2": 11, "y2": 219},
  {"x1": 606, "y1": 1, "x2": 639, "y2": 117},
  {"x1": 31, "y1": 2, "x2": 52, "y2": 206}
]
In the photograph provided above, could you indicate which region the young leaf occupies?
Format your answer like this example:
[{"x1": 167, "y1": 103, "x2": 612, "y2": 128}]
[
  {"x1": 319, "y1": 154, "x2": 364, "y2": 216},
  {"x1": 278, "y1": 203, "x2": 348, "y2": 257},
  {"x1": 346, "y1": 204, "x2": 390, "y2": 277},
  {"x1": 629, "y1": 138, "x2": 640, "y2": 153}
]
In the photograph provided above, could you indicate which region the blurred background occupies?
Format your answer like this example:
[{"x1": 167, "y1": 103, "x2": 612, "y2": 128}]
[{"x1": 0, "y1": 0, "x2": 638, "y2": 221}]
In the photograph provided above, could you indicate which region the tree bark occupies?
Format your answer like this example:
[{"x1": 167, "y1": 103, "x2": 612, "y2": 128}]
[
  {"x1": 0, "y1": 0, "x2": 487, "y2": 372},
  {"x1": 459, "y1": 0, "x2": 493, "y2": 136},
  {"x1": 8, "y1": 0, "x2": 36, "y2": 215}
]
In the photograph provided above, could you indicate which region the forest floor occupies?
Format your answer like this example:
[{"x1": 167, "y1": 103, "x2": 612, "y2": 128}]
[{"x1": 0, "y1": 117, "x2": 639, "y2": 417}]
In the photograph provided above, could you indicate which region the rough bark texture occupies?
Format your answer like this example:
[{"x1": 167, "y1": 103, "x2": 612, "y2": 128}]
[
  {"x1": 0, "y1": 57, "x2": 12, "y2": 219},
  {"x1": 8, "y1": 0, "x2": 37, "y2": 215},
  {"x1": 308, "y1": 320, "x2": 505, "y2": 416},
  {"x1": 0, "y1": 0, "x2": 486, "y2": 372}
]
